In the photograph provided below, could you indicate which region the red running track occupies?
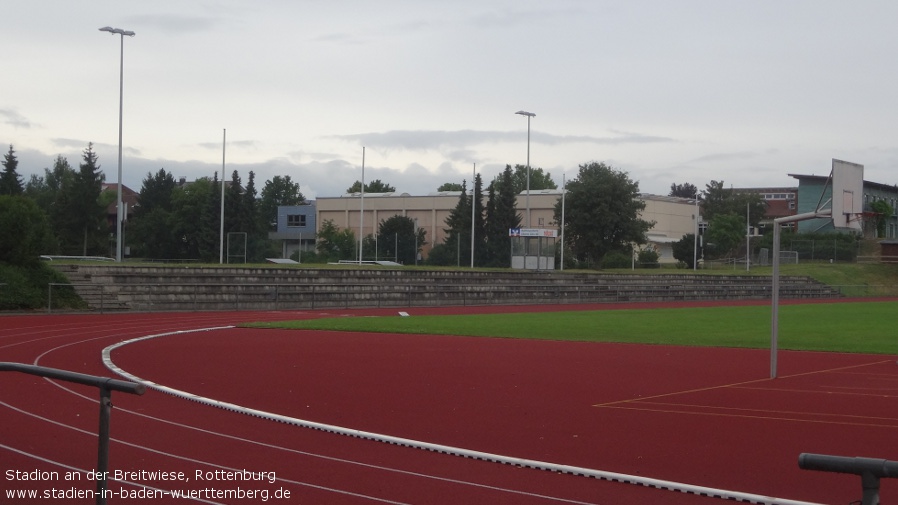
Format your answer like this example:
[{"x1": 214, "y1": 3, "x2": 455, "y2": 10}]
[{"x1": 2, "y1": 301, "x2": 897, "y2": 504}]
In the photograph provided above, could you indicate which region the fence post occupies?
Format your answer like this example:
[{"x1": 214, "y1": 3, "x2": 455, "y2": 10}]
[{"x1": 47, "y1": 284, "x2": 53, "y2": 313}]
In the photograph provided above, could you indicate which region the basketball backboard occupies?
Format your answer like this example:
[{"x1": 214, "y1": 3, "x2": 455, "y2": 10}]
[{"x1": 830, "y1": 159, "x2": 863, "y2": 231}]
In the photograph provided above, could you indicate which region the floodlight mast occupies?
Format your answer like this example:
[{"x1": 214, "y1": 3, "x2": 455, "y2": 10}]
[
  {"x1": 99, "y1": 26, "x2": 135, "y2": 263},
  {"x1": 515, "y1": 110, "x2": 535, "y2": 227}
]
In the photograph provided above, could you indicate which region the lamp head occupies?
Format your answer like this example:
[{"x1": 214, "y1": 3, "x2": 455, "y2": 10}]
[
  {"x1": 99, "y1": 26, "x2": 135, "y2": 37},
  {"x1": 515, "y1": 110, "x2": 535, "y2": 117}
]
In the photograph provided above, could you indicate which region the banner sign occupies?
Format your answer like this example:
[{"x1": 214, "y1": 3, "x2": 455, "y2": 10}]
[{"x1": 509, "y1": 228, "x2": 557, "y2": 238}]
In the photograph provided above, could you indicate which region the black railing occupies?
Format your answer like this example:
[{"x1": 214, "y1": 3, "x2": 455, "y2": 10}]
[
  {"x1": 0, "y1": 363, "x2": 144, "y2": 505},
  {"x1": 799, "y1": 453, "x2": 898, "y2": 505}
]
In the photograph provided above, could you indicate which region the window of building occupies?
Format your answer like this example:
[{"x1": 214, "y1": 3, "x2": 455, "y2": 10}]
[
  {"x1": 287, "y1": 214, "x2": 306, "y2": 228},
  {"x1": 762, "y1": 193, "x2": 794, "y2": 200}
]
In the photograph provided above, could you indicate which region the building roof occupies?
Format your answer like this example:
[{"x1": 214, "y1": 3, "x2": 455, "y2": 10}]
[{"x1": 789, "y1": 173, "x2": 897, "y2": 192}]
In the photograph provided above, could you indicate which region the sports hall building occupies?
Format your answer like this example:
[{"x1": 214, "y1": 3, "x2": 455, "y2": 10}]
[{"x1": 297, "y1": 191, "x2": 700, "y2": 264}]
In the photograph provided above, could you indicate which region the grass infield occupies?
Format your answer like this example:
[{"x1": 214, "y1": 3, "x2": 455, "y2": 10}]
[{"x1": 245, "y1": 300, "x2": 898, "y2": 355}]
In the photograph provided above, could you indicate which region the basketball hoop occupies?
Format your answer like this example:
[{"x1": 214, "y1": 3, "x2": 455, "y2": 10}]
[{"x1": 861, "y1": 211, "x2": 880, "y2": 220}]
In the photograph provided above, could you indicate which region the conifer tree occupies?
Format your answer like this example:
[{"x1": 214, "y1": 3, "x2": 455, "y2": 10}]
[
  {"x1": 0, "y1": 145, "x2": 24, "y2": 196},
  {"x1": 484, "y1": 165, "x2": 520, "y2": 266}
]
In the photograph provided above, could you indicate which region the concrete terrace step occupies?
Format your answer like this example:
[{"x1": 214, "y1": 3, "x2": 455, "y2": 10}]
[{"x1": 49, "y1": 265, "x2": 841, "y2": 312}]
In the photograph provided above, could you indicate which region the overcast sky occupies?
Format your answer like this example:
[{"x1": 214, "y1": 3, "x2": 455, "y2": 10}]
[{"x1": 3, "y1": 1, "x2": 896, "y2": 200}]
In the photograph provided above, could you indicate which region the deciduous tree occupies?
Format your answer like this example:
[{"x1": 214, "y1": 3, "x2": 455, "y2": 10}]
[
  {"x1": 377, "y1": 215, "x2": 426, "y2": 265},
  {"x1": 346, "y1": 179, "x2": 395, "y2": 193},
  {"x1": 259, "y1": 175, "x2": 305, "y2": 230},
  {"x1": 507, "y1": 164, "x2": 556, "y2": 193},
  {"x1": 701, "y1": 180, "x2": 766, "y2": 226},
  {"x1": 437, "y1": 182, "x2": 463, "y2": 192},
  {"x1": 316, "y1": 219, "x2": 356, "y2": 261},
  {"x1": 669, "y1": 182, "x2": 698, "y2": 198},
  {"x1": 0, "y1": 195, "x2": 55, "y2": 265},
  {"x1": 553, "y1": 162, "x2": 653, "y2": 266}
]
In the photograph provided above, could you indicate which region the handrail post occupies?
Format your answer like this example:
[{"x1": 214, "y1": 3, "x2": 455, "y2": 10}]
[
  {"x1": 799, "y1": 453, "x2": 898, "y2": 505},
  {"x1": 96, "y1": 385, "x2": 112, "y2": 505},
  {"x1": 0, "y1": 363, "x2": 144, "y2": 505}
]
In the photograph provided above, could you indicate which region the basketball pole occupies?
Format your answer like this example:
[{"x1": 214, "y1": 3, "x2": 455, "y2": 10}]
[
  {"x1": 770, "y1": 209, "x2": 833, "y2": 378},
  {"x1": 771, "y1": 219, "x2": 781, "y2": 378},
  {"x1": 770, "y1": 160, "x2": 863, "y2": 379}
]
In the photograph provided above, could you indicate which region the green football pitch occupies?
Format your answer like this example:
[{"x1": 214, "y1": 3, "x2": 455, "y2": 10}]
[{"x1": 245, "y1": 300, "x2": 898, "y2": 355}]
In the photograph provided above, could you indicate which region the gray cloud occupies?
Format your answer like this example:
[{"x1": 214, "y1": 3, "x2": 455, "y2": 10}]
[
  {"x1": 309, "y1": 32, "x2": 365, "y2": 45},
  {"x1": 330, "y1": 129, "x2": 675, "y2": 151},
  {"x1": 197, "y1": 140, "x2": 257, "y2": 150},
  {"x1": 122, "y1": 13, "x2": 220, "y2": 34},
  {"x1": 468, "y1": 5, "x2": 581, "y2": 29},
  {"x1": 50, "y1": 138, "x2": 141, "y2": 157},
  {"x1": 0, "y1": 109, "x2": 34, "y2": 128},
  {"x1": 687, "y1": 149, "x2": 779, "y2": 164}
]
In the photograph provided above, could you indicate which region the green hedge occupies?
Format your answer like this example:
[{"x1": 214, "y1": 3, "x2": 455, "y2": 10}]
[{"x1": 0, "y1": 263, "x2": 86, "y2": 311}]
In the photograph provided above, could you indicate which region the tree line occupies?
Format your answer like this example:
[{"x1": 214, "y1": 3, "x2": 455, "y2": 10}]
[
  {"x1": 3, "y1": 140, "x2": 788, "y2": 270},
  {"x1": 0, "y1": 144, "x2": 306, "y2": 263}
]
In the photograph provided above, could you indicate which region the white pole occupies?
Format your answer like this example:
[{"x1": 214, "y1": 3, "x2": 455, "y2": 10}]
[
  {"x1": 470, "y1": 163, "x2": 476, "y2": 268},
  {"x1": 746, "y1": 201, "x2": 750, "y2": 272},
  {"x1": 99, "y1": 26, "x2": 134, "y2": 261},
  {"x1": 771, "y1": 221, "x2": 781, "y2": 378},
  {"x1": 526, "y1": 116, "x2": 531, "y2": 228},
  {"x1": 515, "y1": 111, "x2": 535, "y2": 227},
  {"x1": 220, "y1": 129, "x2": 226, "y2": 264},
  {"x1": 115, "y1": 32, "x2": 125, "y2": 262},
  {"x1": 359, "y1": 146, "x2": 365, "y2": 265},
  {"x1": 560, "y1": 173, "x2": 566, "y2": 271},
  {"x1": 693, "y1": 193, "x2": 699, "y2": 271}
]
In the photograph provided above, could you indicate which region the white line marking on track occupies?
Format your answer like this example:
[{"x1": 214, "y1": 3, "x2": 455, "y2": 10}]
[{"x1": 99, "y1": 326, "x2": 825, "y2": 505}]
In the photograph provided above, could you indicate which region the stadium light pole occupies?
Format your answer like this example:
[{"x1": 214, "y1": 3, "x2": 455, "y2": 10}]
[
  {"x1": 99, "y1": 26, "x2": 135, "y2": 263},
  {"x1": 515, "y1": 110, "x2": 535, "y2": 227},
  {"x1": 560, "y1": 173, "x2": 566, "y2": 271},
  {"x1": 470, "y1": 163, "x2": 476, "y2": 268},
  {"x1": 220, "y1": 129, "x2": 226, "y2": 264},
  {"x1": 358, "y1": 147, "x2": 365, "y2": 264},
  {"x1": 693, "y1": 191, "x2": 699, "y2": 271}
]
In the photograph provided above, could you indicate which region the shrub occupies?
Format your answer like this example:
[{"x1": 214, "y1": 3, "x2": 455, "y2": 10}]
[
  {"x1": 0, "y1": 262, "x2": 86, "y2": 310},
  {"x1": 637, "y1": 248, "x2": 660, "y2": 269},
  {"x1": 601, "y1": 250, "x2": 632, "y2": 269}
]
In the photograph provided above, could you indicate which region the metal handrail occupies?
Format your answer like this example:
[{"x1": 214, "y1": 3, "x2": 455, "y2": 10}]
[
  {"x1": 799, "y1": 453, "x2": 898, "y2": 505},
  {"x1": 1, "y1": 363, "x2": 144, "y2": 505}
]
